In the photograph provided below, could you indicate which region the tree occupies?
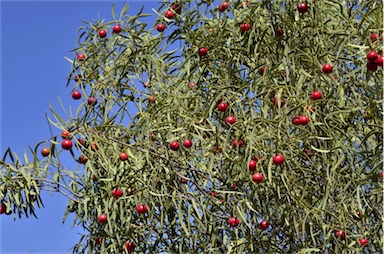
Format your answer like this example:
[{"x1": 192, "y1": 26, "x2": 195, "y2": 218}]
[{"x1": 1, "y1": 0, "x2": 383, "y2": 253}]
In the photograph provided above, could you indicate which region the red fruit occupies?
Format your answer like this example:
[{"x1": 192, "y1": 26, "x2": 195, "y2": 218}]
[
  {"x1": 322, "y1": 64, "x2": 333, "y2": 74},
  {"x1": 61, "y1": 130, "x2": 70, "y2": 139},
  {"x1": 157, "y1": 23, "x2": 165, "y2": 32},
  {"x1": 62, "y1": 140, "x2": 73, "y2": 150},
  {"x1": 292, "y1": 116, "x2": 301, "y2": 125},
  {"x1": 92, "y1": 175, "x2": 97, "y2": 182},
  {"x1": 98, "y1": 30, "x2": 107, "y2": 38},
  {"x1": 252, "y1": 173, "x2": 263, "y2": 183},
  {"x1": 240, "y1": 23, "x2": 251, "y2": 33},
  {"x1": 272, "y1": 97, "x2": 285, "y2": 107},
  {"x1": 136, "y1": 203, "x2": 148, "y2": 214},
  {"x1": 148, "y1": 96, "x2": 156, "y2": 103},
  {"x1": 370, "y1": 33, "x2": 382, "y2": 42},
  {"x1": 367, "y1": 62, "x2": 377, "y2": 72},
  {"x1": 211, "y1": 191, "x2": 217, "y2": 197},
  {"x1": 259, "y1": 66, "x2": 265, "y2": 75},
  {"x1": 180, "y1": 177, "x2": 188, "y2": 184},
  {"x1": 88, "y1": 97, "x2": 98, "y2": 106},
  {"x1": 248, "y1": 160, "x2": 257, "y2": 171},
  {"x1": 171, "y1": 3, "x2": 181, "y2": 14},
  {"x1": 232, "y1": 182, "x2": 238, "y2": 190},
  {"x1": 0, "y1": 204, "x2": 5, "y2": 214},
  {"x1": 299, "y1": 116, "x2": 309, "y2": 125},
  {"x1": 225, "y1": 116, "x2": 236, "y2": 125},
  {"x1": 98, "y1": 214, "x2": 107, "y2": 224},
  {"x1": 310, "y1": 91, "x2": 322, "y2": 100},
  {"x1": 228, "y1": 217, "x2": 240, "y2": 227},
  {"x1": 170, "y1": 141, "x2": 180, "y2": 151},
  {"x1": 112, "y1": 25, "x2": 122, "y2": 34},
  {"x1": 259, "y1": 220, "x2": 269, "y2": 230},
  {"x1": 335, "y1": 230, "x2": 346, "y2": 240},
  {"x1": 95, "y1": 237, "x2": 103, "y2": 245},
  {"x1": 376, "y1": 56, "x2": 384, "y2": 66},
  {"x1": 165, "y1": 10, "x2": 174, "y2": 19},
  {"x1": 275, "y1": 27, "x2": 284, "y2": 37},
  {"x1": 233, "y1": 139, "x2": 244, "y2": 149},
  {"x1": 77, "y1": 54, "x2": 85, "y2": 61},
  {"x1": 72, "y1": 91, "x2": 82, "y2": 100},
  {"x1": 273, "y1": 154, "x2": 285, "y2": 166},
  {"x1": 125, "y1": 242, "x2": 135, "y2": 252},
  {"x1": 189, "y1": 82, "x2": 196, "y2": 87},
  {"x1": 41, "y1": 148, "x2": 50, "y2": 157},
  {"x1": 120, "y1": 152, "x2": 128, "y2": 161},
  {"x1": 217, "y1": 102, "x2": 228, "y2": 112},
  {"x1": 78, "y1": 155, "x2": 88, "y2": 164},
  {"x1": 198, "y1": 47, "x2": 208, "y2": 57},
  {"x1": 367, "y1": 51, "x2": 378, "y2": 63},
  {"x1": 297, "y1": 2, "x2": 308, "y2": 13},
  {"x1": 359, "y1": 238, "x2": 368, "y2": 247},
  {"x1": 218, "y1": 2, "x2": 229, "y2": 12},
  {"x1": 111, "y1": 188, "x2": 123, "y2": 198},
  {"x1": 74, "y1": 75, "x2": 82, "y2": 82},
  {"x1": 183, "y1": 139, "x2": 193, "y2": 148}
]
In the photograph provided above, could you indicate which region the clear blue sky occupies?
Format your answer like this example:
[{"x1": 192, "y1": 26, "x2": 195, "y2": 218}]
[{"x1": 1, "y1": 1, "x2": 161, "y2": 253}]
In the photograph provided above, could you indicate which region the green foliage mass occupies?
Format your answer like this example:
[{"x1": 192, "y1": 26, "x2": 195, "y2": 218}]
[{"x1": 1, "y1": 1, "x2": 383, "y2": 253}]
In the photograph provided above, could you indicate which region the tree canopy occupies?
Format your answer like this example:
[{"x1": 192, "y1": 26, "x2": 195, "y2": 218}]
[{"x1": 1, "y1": 1, "x2": 383, "y2": 253}]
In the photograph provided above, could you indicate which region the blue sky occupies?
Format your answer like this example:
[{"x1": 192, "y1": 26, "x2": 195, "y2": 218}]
[{"x1": 0, "y1": 1, "x2": 161, "y2": 253}]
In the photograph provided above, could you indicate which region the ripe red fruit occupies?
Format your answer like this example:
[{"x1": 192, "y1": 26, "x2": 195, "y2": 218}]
[
  {"x1": 367, "y1": 51, "x2": 378, "y2": 62},
  {"x1": 240, "y1": 23, "x2": 251, "y2": 33},
  {"x1": 148, "y1": 96, "x2": 156, "y2": 103},
  {"x1": 170, "y1": 141, "x2": 180, "y2": 151},
  {"x1": 136, "y1": 203, "x2": 148, "y2": 214},
  {"x1": 225, "y1": 116, "x2": 236, "y2": 125},
  {"x1": 125, "y1": 242, "x2": 135, "y2": 252},
  {"x1": 310, "y1": 91, "x2": 322, "y2": 100},
  {"x1": 88, "y1": 97, "x2": 98, "y2": 106},
  {"x1": 78, "y1": 155, "x2": 88, "y2": 164},
  {"x1": 376, "y1": 56, "x2": 384, "y2": 66},
  {"x1": 217, "y1": 102, "x2": 228, "y2": 112},
  {"x1": 335, "y1": 230, "x2": 346, "y2": 240},
  {"x1": 248, "y1": 160, "x2": 257, "y2": 171},
  {"x1": 211, "y1": 191, "x2": 217, "y2": 197},
  {"x1": 198, "y1": 47, "x2": 208, "y2": 57},
  {"x1": 112, "y1": 25, "x2": 122, "y2": 34},
  {"x1": 98, "y1": 30, "x2": 107, "y2": 38},
  {"x1": 228, "y1": 217, "x2": 240, "y2": 227},
  {"x1": 259, "y1": 66, "x2": 265, "y2": 75},
  {"x1": 322, "y1": 64, "x2": 333, "y2": 74},
  {"x1": 41, "y1": 148, "x2": 50, "y2": 157},
  {"x1": 61, "y1": 130, "x2": 70, "y2": 139},
  {"x1": 359, "y1": 238, "x2": 368, "y2": 247},
  {"x1": 367, "y1": 62, "x2": 377, "y2": 72},
  {"x1": 299, "y1": 116, "x2": 309, "y2": 125},
  {"x1": 62, "y1": 140, "x2": 73, "y2": 150},
  {"x1": 171, "y1": 3, "x2": 181, "y2": 14},
  {"x1": 164, "y1": 10, "x2": 174, "y2": 19},
  {"x1": 297, "y1": 2, "x2": 308, "y2": 13},
  {"x1": 183, "y1": 139, "x2": 193, "y2": 148},
  {"x1": 111, "y1": 188, "x2": 123, "y2": 198},
  {"x1": 0, "y1": 204, "x2": 4, "y2": 214},
  {"x1": 98, "y1": 214, "x2": 107, "y2": 224},
  {"x1": 275, "y1": 27, "x2": 284, "y2": 37},
  {"x1": 233, "y1": 139, "x2": 244, "y2": 148},
  {"x1": 252, "y1": 173, "x2": 263, "y2": 183},
  {"x1": 272, "y1": 97, "x2": 285, "y2": 107},
  {"x1": 95, "y1": 237, "x2": 103, "y2": 245},
  {"x1": 218, "y1": 2, "x2": 229, "y2": 12},
  {"x1": 189, "y1": 82, "x2": 196, "y2": 87},
  {"x1": 259, "y1": 220, "x2": 269, "y2": 230},
  {"x1": 77, "y1": 54, "x2": 85, "y2": 61},
  {"x1": 92, "y1": 175, "x2": 97, "y2": 182},
  {"x1": 272, "y1": 154, "x2": 285, "y2": 166},
  {"x1": 156, "y1": 23, "x2": 165, "y2": 32},
  {"x1": 292, "y1": 116, "x2": 301, "y2": 125},
  {"x1": 180, "y1": 177, "x2": 188, "y2": 184},
  {"x1": 232, "y1": 182, "x2": 238, "y2": 190},
  {"x1": 72, "y1": 91, "x2": 82, "y2": 100},
  {"x1": 120, "y1": 152, "x2": 128, "y2": 161},
  {"x1": 370, "y1": 33, "x2": 382, "y2": 42}
]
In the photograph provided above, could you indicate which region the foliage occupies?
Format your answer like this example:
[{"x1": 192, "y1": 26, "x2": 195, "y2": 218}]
[{"x1": 1, "y1": 0, "x2": 383, "y2": 253}]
